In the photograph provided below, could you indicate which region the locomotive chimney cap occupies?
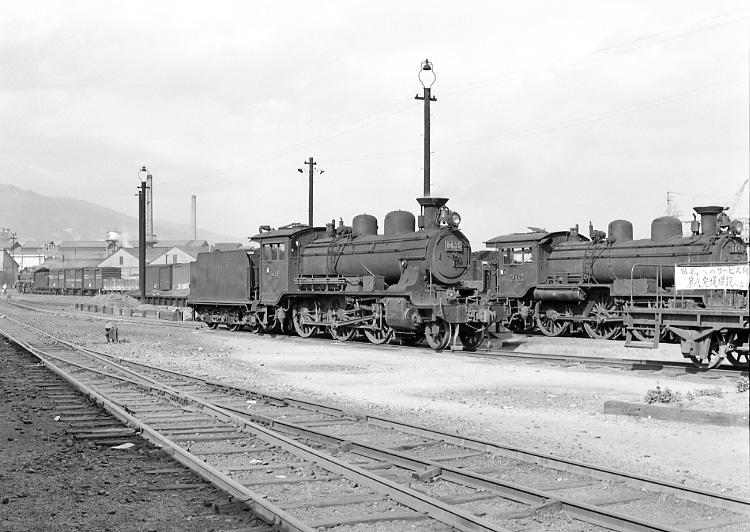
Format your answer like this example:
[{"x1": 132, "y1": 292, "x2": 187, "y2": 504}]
[
  {"x1": 693, "y1": 206, "x2": 727, "y2": 216},
  {"x1": 417, "y1": 197, "x2": 448, "y2": 209}
]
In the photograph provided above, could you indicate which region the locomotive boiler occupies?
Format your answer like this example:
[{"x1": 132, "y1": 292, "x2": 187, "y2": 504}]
[
  {"x1": 188, "y1": 197, "x2": 502, "y2": 350},
  {"x1": 480, "y1": 205, "x2": 747, "y2": 344},
  {"x1": 546, "y1": 206, "x2": 745, "y2": 287}
]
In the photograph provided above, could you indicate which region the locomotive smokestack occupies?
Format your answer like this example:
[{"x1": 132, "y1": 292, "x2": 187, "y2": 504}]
[
  {"x1": 693, "y1": 206, "x2": 725, "y2": 236},
  {"x1": 146, "y1": 173, "x2": 156, "y2": 246},
  {"x1": 417, "y1": 197, "x2": 448, "y2": 230},
  {"x1": 191, "y1": 195, "x2": 197, "y2": 240}
]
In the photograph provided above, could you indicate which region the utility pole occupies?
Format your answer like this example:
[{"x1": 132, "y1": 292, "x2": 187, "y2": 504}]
[
  {"x1": 137, "y1": 167, "x2": 149, "y2": 303},
  {"x1": 415, "y1": 59, "x2": 436, "y2": 198},
  {"x1": 298, "y1": 158, "x2": 324, "y2": 226}
]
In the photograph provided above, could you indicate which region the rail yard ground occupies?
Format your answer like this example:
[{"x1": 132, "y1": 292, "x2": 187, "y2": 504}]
[{"x1": 1, "y1": 292, "x2": 748, "y2": 531}]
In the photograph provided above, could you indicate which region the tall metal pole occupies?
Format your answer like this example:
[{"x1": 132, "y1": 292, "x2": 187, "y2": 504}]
[
  {"x1": 304, "y1": 157, "x2": 316, "y2": 226},
  {"x1": 139, "y1": 180, "x2": 147, "y2": 303},
  {"x1": 308, "y1": 157, "x2": 314, "y2": 227},
  {"x1": 415, "y1": 59, "x2": 436, "y2": 198}
]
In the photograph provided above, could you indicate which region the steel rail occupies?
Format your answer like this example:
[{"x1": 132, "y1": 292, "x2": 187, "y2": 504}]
[
  {"x1": 94, "y1": 352, "x2": 750, "y2": 516},
  {"x1": 3, "y1": 312, "x2": 749, "y2": 530},
  {"x1": 0, "y1": 330, "x2": 317, "y2": 532},
  {"x1": 466, "y1": 349, "x2": 748, "y2": 378},
  {"x1": 0, "y1": 316, "x2": 511, "y2": 532},
  {"x1": 6, "y1": 299, "x2": 747, "y2": 376}
]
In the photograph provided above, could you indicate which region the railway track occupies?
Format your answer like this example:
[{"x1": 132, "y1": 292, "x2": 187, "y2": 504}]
[
  {"x1": 1, "y1": 312, "x2": 748, "y2": 531},
  {"x1": 7, "y1": 298, "x2": 748, "y2": 380}
]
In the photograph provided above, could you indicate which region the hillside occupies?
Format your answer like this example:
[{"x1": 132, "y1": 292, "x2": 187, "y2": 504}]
[{"x1": 0, "y1": 183, "x2": 242, "y2": 244}]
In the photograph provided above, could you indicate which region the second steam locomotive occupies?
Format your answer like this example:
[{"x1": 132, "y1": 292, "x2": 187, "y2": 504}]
[
  {"x1": 477, "y1": 205, "x2": 748, "y2": 368},
  {"x1": 188, "y1": 197, "x2": 503, "y2": 350}
]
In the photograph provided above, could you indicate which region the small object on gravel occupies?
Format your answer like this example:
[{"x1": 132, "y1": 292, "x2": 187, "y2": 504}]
[{"x1": 2, "y1": 497, "x2": 9, "y2": 504}]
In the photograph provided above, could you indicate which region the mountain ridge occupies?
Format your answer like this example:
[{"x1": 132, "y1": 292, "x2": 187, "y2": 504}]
[{"x1": 0, "y1": 183, "x2": 243, "y2": 244}]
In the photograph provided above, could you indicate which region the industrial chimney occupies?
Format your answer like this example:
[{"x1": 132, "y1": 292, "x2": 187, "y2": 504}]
[
  {"x1": 191, "y1": 195, "x2": 197, "y2": 240},
  {"x1": 146, "y1": 173, "x2": 156, "y2": 245}
]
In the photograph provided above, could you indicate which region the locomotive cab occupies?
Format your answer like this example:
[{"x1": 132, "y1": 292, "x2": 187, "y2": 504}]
[
  {"x1": 252, "y1": 224, "x2": 322, "y2": 305},
  {"x1": 483, "y1": 230, "x2": 588, "y2": 332}
]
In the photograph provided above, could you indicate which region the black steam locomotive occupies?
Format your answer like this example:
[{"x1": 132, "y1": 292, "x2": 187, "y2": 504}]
[
  {"x1": 188, "y1": 197, "x2": 503, "y2": 350},
  {"x1": 477, "y1": 206, "x2": 748, "y2": 368}
]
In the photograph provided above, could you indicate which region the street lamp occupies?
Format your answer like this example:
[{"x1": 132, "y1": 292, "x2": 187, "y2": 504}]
[
  {"x1": 298, "y1": 158, "x2": 324, "y2": 226},
  {"x1": 415, "y1": 59, "x2": 436, "y2": 198},
  {"x1": 137, "y1": 166, "x2": 149, "y2": 303}
]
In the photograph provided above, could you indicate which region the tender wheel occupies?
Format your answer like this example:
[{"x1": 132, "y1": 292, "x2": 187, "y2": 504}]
[
  {"x1": 364, "y1": 327, "x2": 393, "y2": 345},
  {"x1": 536, "y1": 302, "x2": 570, "y2": 337},
  {"x1": 689, "y1": 332, "x2": 726, "y2": 370},
  {"x1": 458, "y1": 324, "x2": 486, "y2": 350},
  {"x1": 425, "y1": 319, "x2": 452, "y2": 350},
  {"x1": 293, "y1": 298, "x2": 319, "y2": 338},
  {"x1": 583, "y1": 295, "x2": 621, "y2": 340},
  {"x1": 228, "y1": 324, "x2": 242, "y2": 332}
]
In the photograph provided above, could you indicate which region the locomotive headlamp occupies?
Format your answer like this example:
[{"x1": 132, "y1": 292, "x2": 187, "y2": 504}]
[
  {"x1": 729, "y1": 220, "x2": 743, "y2": 235},
  {"x1": 436, "y1": 207, "x2": 461, "y2": 228}
]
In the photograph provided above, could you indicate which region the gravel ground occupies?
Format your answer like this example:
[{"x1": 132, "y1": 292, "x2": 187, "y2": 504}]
[{"x1": 1, "y1": 292, "x2": 748, "y2": 530}]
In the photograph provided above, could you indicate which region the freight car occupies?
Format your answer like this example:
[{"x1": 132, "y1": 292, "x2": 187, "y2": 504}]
[
  {"x1": 188, "y1": 197, "x2": 503, "y2": 350},
  {"x1": 477, "y1": 206, "x2": 748, "y2": 367},
  {"x1": 18, "y1": 266, "x2": 122, "y2": 295}
]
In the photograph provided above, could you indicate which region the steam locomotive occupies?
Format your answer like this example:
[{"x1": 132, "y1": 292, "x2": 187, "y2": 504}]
[
  {"x1": 477, "y1": 205, "x2": 748, "y2": 368},
  {"x1": 188, "y1": 197, "x2": 503, "y2": 350}
]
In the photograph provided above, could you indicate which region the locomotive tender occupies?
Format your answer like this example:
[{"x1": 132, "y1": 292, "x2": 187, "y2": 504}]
[
  {"x1": 188, "y1": 197, "x2": 503, "y2": 349},
  {"x1": 479, "y1": 205, "x2": 748, "y2": 367}
]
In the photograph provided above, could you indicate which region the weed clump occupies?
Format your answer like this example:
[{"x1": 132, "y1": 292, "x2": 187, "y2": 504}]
[
  {"x1": 644, "y1": 383, "x2": 682, "y2": 405},
  {"x1": 686, "y1": 387, "x2": 724, "y2": 401}
]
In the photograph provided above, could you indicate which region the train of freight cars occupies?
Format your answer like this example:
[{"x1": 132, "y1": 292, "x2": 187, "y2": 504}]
[
  {"x1": 476, "y1": 205, "x2": 748, "y2": 369},
  {"x1": 16, "y1": 263, "x2": 190, "y2": 295},
  {"x1": 188, "y1": 197, "x2": 504, "y2": 350}
]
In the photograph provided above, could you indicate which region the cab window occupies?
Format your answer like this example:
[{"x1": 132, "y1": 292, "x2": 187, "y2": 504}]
[{"x1": 263, "y1": 244, "x2": 272, "y2": 262}]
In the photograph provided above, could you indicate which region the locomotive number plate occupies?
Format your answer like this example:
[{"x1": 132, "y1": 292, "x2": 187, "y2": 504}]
[{"x1": 445, "y1": 241, "x2": 463, "y2": 252}]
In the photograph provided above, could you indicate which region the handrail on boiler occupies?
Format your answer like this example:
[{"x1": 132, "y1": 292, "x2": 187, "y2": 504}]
[{"x1": 627, "y1": 263, "x2": 665, "y2": 308}]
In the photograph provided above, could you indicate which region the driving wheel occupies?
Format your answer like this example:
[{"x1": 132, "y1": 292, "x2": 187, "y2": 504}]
[
  {"x1": 583, "y1": 295, "x2": 621, "y2": 340},
  {"x1": 536, "y1": 302, "x2": 570, "y2": 337}
]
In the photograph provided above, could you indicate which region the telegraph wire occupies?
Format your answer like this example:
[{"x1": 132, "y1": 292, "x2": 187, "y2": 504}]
[
  {"x1": 440, "y1": 9, "x2": 749, "y2": 96},
  {"x1": 159, "y1": 9, "x2": 747, "y2": 192}
]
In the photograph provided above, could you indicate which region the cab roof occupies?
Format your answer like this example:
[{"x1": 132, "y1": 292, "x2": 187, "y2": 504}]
[
  {"x1": 250, "y1": 224, "x2": 321, "y2": 241},
  {"x1": 485, "y1": 230, "x2": 588, "y2": 247}
]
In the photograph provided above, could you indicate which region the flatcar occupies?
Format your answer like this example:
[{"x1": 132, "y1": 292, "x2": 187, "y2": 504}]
[{"x1": 189, "y1": 197, "x2": 503, "y2": 350}]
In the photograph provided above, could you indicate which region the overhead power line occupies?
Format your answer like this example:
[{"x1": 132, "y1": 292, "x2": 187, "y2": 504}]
[{"x1": 159, "y1": 9, "x2": 748, "y2": 192}]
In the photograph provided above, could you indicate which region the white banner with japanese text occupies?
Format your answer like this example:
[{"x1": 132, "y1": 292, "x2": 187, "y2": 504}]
[{"x1": 674, "y1": 264, "x2": 750, "y2": 291}]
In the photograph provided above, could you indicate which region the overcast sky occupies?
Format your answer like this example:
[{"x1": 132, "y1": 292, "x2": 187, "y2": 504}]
[{"x1": 1, "y1": 1, "x2": 748, "y2": 245}]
